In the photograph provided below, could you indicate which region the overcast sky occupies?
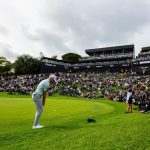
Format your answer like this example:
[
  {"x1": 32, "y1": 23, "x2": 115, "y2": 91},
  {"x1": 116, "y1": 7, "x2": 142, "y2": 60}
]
[{"x1": 0, "y1": 0, "x2": 150, "y2": 62}]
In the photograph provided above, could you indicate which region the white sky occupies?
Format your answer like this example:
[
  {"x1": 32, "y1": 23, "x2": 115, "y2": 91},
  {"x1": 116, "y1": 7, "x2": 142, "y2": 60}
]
[{"x1": 0, "y1": 0, "x2": 150, "y2": 62}]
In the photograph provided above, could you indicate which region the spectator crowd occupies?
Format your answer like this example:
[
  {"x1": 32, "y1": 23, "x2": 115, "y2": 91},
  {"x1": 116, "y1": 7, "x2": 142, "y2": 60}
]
[{"x1": 0, "y1": 72, "x2": 150, "y2": 113}]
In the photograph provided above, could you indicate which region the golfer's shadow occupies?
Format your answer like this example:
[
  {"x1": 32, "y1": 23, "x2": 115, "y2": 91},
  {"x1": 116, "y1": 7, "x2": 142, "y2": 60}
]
[
  {"x1": 46, "y1": 125, "x2": 81, "y2": 130},
  {"x1": 46, "y1": 119, "x2": 96, "y2": 130}
]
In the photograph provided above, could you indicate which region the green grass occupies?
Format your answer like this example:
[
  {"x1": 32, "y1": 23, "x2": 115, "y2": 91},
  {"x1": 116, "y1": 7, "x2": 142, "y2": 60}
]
[{"x1": 0, "y1": 94, "x2": 150, "y2": 150}]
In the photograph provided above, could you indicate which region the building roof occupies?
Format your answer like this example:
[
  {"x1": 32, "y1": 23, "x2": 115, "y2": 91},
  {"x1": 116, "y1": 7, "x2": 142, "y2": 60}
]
[
  {"x1": 141, "y1": 46, "x2": 150, "y2": 52},
  {"x1": 85, "y1": 44, "x2": 134, "y2": 55}
]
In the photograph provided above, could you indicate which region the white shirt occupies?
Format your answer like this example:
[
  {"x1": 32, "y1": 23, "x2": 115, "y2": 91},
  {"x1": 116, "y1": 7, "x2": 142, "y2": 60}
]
[{"x1": 126, "y1": 92, "x2": 132, "y2": 103}]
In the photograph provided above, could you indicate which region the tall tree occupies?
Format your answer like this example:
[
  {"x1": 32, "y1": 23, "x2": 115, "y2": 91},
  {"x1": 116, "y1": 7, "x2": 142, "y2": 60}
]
[
  {"x1": 0, "y1": 57, "x2": 11, "y2": 73},
  {"x1": 62, "y1": 53, "x2": 82, "y2": 62},
  {"x1": 50, "y1": 55, "x2": 57, "y2": 60},
  {"x1": 39, "y1": 51, "x2": 44, "y2": 59},
  {"x1": 15, "y1": 54, "x2": 41, "y2": 75}
]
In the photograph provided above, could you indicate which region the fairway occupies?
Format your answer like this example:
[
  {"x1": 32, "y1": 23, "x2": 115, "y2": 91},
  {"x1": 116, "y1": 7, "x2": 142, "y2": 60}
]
[{"x1": 0, "y1": 94, "x2": 150, "y2": 150}]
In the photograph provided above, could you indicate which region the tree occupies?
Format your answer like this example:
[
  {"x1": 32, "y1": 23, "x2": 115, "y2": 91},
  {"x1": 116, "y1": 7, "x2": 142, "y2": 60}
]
[
  {"x1": 62, "y1": 53, "x2": 82, "y2": 62},
  {"x1": 50, "y1": 55, "x2": 57, "y2": 60},
  {"x1": 15, "y1": 54, "x2": 41, "y2": 75},
  {"x1": 0, "y1": 57, "x2": 11, "y2": 74},
  {"x1": 11, "y1": 62, "x2": 16, "y2": 68},
  {"x1": 39, "y1": 51, "x2": 44, "y2": 59}
]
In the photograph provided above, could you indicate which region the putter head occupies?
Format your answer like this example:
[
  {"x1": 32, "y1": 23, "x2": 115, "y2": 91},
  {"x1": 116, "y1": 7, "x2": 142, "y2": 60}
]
[{"x1": 87, "y1": 118, "x2": 96, "y2": 123}]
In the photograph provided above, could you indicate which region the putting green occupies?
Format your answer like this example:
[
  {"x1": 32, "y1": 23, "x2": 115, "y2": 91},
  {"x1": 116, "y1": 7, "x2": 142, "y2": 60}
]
[{"x1": 0, "y1": 96, "x2": 114, "y2": 133}]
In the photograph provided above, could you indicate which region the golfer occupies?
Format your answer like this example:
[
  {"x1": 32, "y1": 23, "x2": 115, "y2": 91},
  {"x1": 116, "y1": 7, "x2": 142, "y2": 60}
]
[{"x1": 32, "y1": 74, "x2": 57, "y2": 129}]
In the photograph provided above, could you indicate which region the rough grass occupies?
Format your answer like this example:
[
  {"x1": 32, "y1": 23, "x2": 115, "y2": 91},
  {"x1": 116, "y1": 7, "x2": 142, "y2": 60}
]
[{"x1": 0, "y1": 94, "x2": 150, "y2": 150}]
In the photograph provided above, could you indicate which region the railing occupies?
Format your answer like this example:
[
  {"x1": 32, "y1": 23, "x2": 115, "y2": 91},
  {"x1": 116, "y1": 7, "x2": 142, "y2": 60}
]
[
  {"x1": 71, "y1": 60, "x2": 131, "y2": 67},
  {"x1": 79, "y1": 53, "x2": 133, "y2": 61},
  {"x1": 135, "y1": 56, "x2": 150, "y2": 61},
  {"x1": 139, "y1": 51, "x2": 150, "y2": 56},
  {"x1": 42, "y1": 59, "x2": 72, "y2": 66},
  {"x1": 43, "y1": 58, "x2": 132, "y2": 68}
]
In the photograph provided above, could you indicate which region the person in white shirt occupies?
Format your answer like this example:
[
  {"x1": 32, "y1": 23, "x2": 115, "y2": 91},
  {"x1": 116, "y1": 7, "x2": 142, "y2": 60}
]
[{"x1": 126, "y1": 89, "x2": 133, "y2": 113}]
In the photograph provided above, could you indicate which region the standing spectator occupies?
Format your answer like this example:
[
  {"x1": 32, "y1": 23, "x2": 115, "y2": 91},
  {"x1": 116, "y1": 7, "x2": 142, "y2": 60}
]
[{"x1": 126, "y1": 89, "x2": 133, "y2": 113}]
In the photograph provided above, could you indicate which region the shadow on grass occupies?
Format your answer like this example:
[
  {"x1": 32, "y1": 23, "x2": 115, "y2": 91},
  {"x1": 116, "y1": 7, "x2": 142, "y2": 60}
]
[{"x1": 45, "y1": 124, "x2": 82, "y2": 130}]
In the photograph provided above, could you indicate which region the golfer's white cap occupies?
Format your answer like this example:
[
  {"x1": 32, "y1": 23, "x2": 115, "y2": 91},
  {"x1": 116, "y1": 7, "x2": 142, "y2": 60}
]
[{"x1": 49, "y1": 74, "x2": 57, "y2": 84}]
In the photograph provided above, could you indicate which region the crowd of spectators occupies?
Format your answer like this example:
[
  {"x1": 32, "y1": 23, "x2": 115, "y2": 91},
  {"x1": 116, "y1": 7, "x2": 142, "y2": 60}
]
[
  {"x1": 0, "y1": 74, "x2": 48, "y2": 95},
  {"x1": 0, "y1": 72, "x2": 149, "y2": 113}
]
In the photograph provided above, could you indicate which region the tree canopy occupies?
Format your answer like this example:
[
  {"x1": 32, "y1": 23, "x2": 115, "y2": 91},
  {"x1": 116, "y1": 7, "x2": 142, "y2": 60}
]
[
  {"x1": 62, "y1": 53, "x2": 82, "y2": 62},
  {"x1": 50, "y1": 55, "x2": 57, "y2": 60},
  {"x1": 0, "y1": 57, "x2": 11, "y2": 74},
  {"x1": 15, "y1": 54, "x2": 41, "y2": 75}
]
